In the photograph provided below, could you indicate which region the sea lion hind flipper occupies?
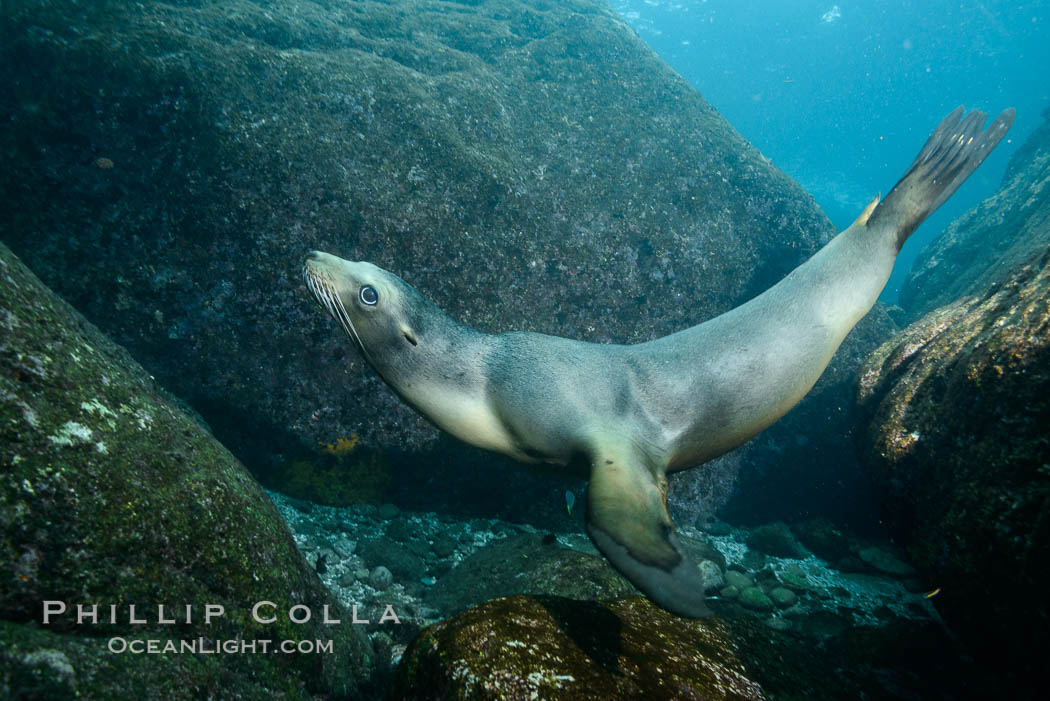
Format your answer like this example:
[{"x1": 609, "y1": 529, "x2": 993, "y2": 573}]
[
  {"x1": 585, "y1": 453, "x2": 713, "y2": 618},
  {"x1": 867, "y1": 105, "x2": 1015, "y2": 249}
]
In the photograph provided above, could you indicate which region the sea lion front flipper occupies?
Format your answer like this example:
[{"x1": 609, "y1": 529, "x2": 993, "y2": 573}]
[{"x1": 585, "y1": 449, "x2": 712, "y2": 618}]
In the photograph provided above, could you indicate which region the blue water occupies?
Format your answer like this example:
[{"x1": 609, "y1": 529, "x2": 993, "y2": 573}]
[{"x1": 613, "y1": 0, "x2": 1050, "y2": 302}]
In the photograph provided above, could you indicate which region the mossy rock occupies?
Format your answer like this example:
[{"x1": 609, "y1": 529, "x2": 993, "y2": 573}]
[
  {"x1": 857, "y1": 243, "x2": 1050, "y2": 688},
  {"x1": 390, "y1": 594, "x2": 990, "y2": 700},
  {"x1": 0, "y1": 242, "x2": 374, "y2": 698},
  {"x1": 423, "y1": 533, "x2": 635, "y2": 616},
  {"x1": 745, "y1": 522, "x2": 806, "y2": 558},
  {"x1": 737, "y1": 587, "x2": 775, "y2": 613}
]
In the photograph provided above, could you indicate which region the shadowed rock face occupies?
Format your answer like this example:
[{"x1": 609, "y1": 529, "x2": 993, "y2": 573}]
[
  {"x1": 0, "y1": 0, "x2": 891, "y2": 525},
  {"x1": 856, "y1": 109, "x2": 1050, "y2": 690},
  {"x1": 0, "y1": 242, "x2": 374, "y2": 699},
  {"x1": 857, "y1": 256, "x2": 1050, "y2": 689}
]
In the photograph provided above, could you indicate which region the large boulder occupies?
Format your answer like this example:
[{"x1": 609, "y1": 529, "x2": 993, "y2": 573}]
[
  {"x1": 901, "y1": 106, "x2": 1050, "y2": 317},
  {"x1": 390, "y1": 594, "x2": 989, "y2": 699},
  {"x1": 0, "y1": 0, "x2": 891, "y2": 525},
  {"x1": 0, "y1": 242, "x2": 374, "y2": 699},
  {"x1": 423, "y1": 532, "x2": 637, "y2": 616},
  {"x1": 856, "y1": 253, "x2": 1050, "y2": 688}
]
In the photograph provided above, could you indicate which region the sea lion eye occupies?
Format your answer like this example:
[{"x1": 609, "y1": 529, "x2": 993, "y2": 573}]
[{"x1": 360, "y1": 285, "x2": 379, "y2": 306}]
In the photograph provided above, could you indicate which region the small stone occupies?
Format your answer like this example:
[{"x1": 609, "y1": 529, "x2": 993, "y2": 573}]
[
  {"x1": 857, "y1": 547, "x2": 918, "y2": 578},
  {"x1": 378, "y1": 503, "x2": 400, "y2": 520},
  {"x1": 741, "y1": 549, "x2": 766, "y2": 571},
  {"x1": 719, "y1": 585, "x2": 740, "y2": 599},
  {"x1": 725, "y1": 570, "x2": 753, "y2": 590},
  {"x1": 369, "y1": 565, "x2": 393, "y2": 590},
  {"x1": 431, "y1": 534, "x2": 458, "y2": 558},
  {"x1": 754, "y1": 568, "x2": 779, "y2": 590},
  {"x1": 738, "y1": 586, "x2": 775, "y2": 612},
  {"x1": 769, "y1": 587, "x2": 798, "y2": 609},
  {"x1": 746, "y1": 522, "x2": 806, "y2": 558},
  {"x1": 338, "y1": 571, "x2": 357, "y2": 587},
  {"x1": 698, "y1": 560, "x2": 725, "y2": 593},
  {"x1": 779, "y1": 570, "x2": 809, "y2": 592},
  {"x1": 354, "y1": 568, "x2": 369, "y2": 580},
  {"x1": 333, "y1": 537, "x2": 356, "y2": 558},
  {"x1": 765, "y1": 616, "x2": 792, "y2": 632}
]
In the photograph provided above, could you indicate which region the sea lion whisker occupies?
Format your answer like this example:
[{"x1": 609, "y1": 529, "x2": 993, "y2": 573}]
[{"x1": 325, "y1": 278, "x2": 374, "y2": 367}]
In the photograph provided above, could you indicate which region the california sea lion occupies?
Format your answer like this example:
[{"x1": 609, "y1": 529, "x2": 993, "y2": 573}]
[{"x1": 303, "y1": 106, "x2": 1013, "y2": 617}]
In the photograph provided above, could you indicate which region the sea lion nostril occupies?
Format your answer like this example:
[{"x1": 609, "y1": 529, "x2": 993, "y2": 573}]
[{"x1": 305, "y1": 251, "x2": 321, "y2": 262}]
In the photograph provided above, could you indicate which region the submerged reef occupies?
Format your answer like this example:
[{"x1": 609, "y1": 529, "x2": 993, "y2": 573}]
[
  {"x1": 0, "y1": 242, "x2": 375, "y2": 698},
  {"x1": 0, "y1": 0, "x2": 892, "y2": 527},
  {"x1": 275, "y1": 490, "x2": 993, "y2": 698},
  {"x1": 856, "y1": 110, "x2": 1050, "y2": 693}
]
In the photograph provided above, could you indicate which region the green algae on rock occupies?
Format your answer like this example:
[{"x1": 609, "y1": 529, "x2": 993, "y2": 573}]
[
  {"x1": 423, "y1": 533, "x2": 636, "y2": 616},
  {"x1": 856, "y1": 251, "x2": 1050, "y2": 691},
  {"x1": 390, "y1": 594, "x2": 989, "y2": 700},
  {"x1": 0, "y1": 242, "x2": 374, "y2": 699}
]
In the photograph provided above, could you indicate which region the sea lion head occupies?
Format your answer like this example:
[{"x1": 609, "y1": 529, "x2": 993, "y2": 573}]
[{"x1": 302, "y1": 251, "x2": 428, "y2": 369}]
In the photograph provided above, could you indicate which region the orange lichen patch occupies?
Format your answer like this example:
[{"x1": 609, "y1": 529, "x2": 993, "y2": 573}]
[{"x1": 319, "y1": 434, "x2": 361, "y2": 455}]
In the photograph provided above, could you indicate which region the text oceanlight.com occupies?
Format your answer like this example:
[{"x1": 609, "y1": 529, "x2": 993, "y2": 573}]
[{"x1": 107, "y1": 637, "x2": 334, "y2": 655}]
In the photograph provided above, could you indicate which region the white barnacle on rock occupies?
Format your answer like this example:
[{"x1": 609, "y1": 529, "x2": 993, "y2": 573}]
[
  {"x1": 80, "y1": 399, "x2": 117, "y2": 430},
  {"x1": 135, "y1": 409, "x2": 154, "y2": 430},
  {"x1": 49, "y1": 421, "x2": 95, "y2": 447}
]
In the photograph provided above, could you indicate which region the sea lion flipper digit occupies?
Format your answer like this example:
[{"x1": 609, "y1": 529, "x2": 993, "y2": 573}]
[
  {"x1": 585, "y1": 447, "x2": 712, "y2": 618},
  {"x1": 867, "y1": 106, "x2": 1016, "y2": 248}
]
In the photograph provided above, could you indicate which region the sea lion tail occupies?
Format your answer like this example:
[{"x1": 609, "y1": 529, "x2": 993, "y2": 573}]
[{"x1": 866, "y1": 106, "x2": 1015, "y2": 250}]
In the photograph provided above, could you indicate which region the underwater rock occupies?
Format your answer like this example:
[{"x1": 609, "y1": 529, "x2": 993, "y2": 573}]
[
  {"x1": 769, "y1": 587, "x2": 798, "y2": 609},
  {"x1": 368, "y1": 566, "x2": 394, "y2": 592},
  {"x1": 0, "y1": 244, "x2": 374, "y2": 698},
  {"x1": 902, "y1": 106, "x2": 1050, "y2": 317},
  {"x1": 719, "y1": 585, "x2": 741, "y2": 600},
  {"x1": 0, "y1": 0, "x2": 891, "y2": 526},
  {"x1": 737, "y1": 587, "x2": 776, "y2": 613},
  {"x1": 779, "y1": 564, "x2": 810, "y2": 592},
  {"x1": 794, "y1": 516, "x2": 852, "y2": 562},
  {"x1": 745, "y1": 522, "x2": 807, "y2": 558},
  {"x1": 358, "y1": 538, "x2": 426, "y2": 583},
  {"x1": 423, "y1": 533, "x2": 634, "y2": 616},
  {"x1": 698, "y1": 560, "x2": 726, "y2": 593},
  {"x1": 740, "y1": 549, "x2": 767, "y2": 571},
  {"x1": 857, "y1": 248, "x2": 1050, "y2": 687},
  {"x1": 430, "y1": 533, "x2": 459, "y2": 559},
  {"x1": 391, "y1": 594, "x2": 985, "y2": 699},
  {"x1": 725, "y1": 570, "x2": 755, "y2": 591},
  {"x1": 856, "y1": 547, "x2": 917, "y2": 578}
]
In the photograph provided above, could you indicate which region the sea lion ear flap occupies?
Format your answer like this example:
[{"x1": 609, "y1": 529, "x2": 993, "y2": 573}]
[{"x1": 585, "y1": 451, "x2": 713, "y2": 618}]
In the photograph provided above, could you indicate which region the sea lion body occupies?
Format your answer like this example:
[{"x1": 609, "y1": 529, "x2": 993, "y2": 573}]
[{"x1": 303, "y1": 107, "x2": 1014, "y2": 617}]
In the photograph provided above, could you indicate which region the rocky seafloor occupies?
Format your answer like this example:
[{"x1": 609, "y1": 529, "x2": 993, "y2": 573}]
[{"x1": 270, "y1": 490, "x2": 990, "y2": 698}]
